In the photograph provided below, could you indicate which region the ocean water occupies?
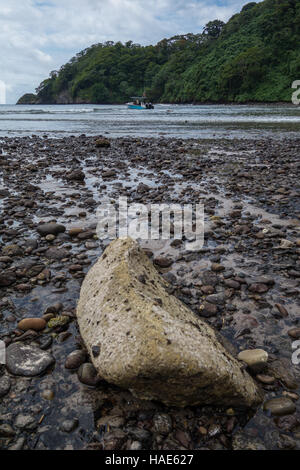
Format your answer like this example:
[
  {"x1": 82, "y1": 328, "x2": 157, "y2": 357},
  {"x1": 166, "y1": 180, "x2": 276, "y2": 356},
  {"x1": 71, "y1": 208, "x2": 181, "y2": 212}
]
[{"x1": 0, "y1": 103, "x2": 300, "y2": 139}]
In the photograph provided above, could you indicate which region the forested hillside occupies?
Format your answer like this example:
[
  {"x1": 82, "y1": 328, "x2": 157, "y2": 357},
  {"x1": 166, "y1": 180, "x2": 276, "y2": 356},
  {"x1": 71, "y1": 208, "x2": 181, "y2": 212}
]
[{"x1": 18, "y1": 0, "x2": 300, "y2": 104}]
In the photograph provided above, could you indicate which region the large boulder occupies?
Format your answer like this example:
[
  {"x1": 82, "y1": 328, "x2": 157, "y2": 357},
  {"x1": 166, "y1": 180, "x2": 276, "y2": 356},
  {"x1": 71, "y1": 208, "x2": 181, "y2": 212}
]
[{"x1": 77, "y1": 238, "x2": 262, "y2": 408}]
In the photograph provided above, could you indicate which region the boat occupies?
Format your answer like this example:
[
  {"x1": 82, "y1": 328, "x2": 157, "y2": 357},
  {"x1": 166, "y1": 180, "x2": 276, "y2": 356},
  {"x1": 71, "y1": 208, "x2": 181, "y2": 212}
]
[{"x1": 127, "y1": 96, "x2": 154, "y2": 110}]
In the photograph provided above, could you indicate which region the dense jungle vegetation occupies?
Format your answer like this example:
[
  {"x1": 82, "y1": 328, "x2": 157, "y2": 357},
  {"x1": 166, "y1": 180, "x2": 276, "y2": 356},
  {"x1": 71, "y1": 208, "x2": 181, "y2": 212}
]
[{"x1": 17, "y1": 0, "x2": 300, "y2": 104}]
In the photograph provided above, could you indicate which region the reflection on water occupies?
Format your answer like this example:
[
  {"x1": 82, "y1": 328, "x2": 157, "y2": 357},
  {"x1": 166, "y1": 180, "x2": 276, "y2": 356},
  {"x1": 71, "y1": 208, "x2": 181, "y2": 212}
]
[{"x1": 0, "y1": 103, "x2": 300, "y2": 139}]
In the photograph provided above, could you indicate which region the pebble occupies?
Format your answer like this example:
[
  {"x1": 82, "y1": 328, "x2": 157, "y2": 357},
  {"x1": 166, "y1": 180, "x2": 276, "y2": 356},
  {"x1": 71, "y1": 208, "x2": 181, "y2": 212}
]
[
  {"x1": 256, "y1": 374, "x2": 275, "y2": 385},
  {"x1": 237, "y1": 349, "x2": 268, "y2": 372},
  {"x1": 77, "y1": 363, "x2": 102, "y2": 386},
  {"x1": 263, "y1": 397, "x2": 296, "y2": 416},
  {"x1": 199, "y1": 301, "x2": 218, "y2": 317},
  {"x1": 0, "y1": 375, "x2": 11, "y2": 397},
  {"x1": 15, "y1": 414, "x2": 38, "y2": 430},
  {"x1": 154, "y1": 257, "x2": 173, "y2": 268},
  {"x1": 41, "y1": 389, "x2": 55, "y2": 400},
  {"x1": 65, "y1": 350, "x2": 87, "y2": 370},
  {"x1": 152, "y1": 413, "x2": 172, "y2": 436},
  {"x1": 0, "y1": 423, "x2": 15, "y2": 437},
  {"x1": 288, "y1": 328, "x2": 300, "y2": 339},
  {"x1": 37, "y1": 223, "x2": 66, "y2": 236},
  {"x1": 18, "y1": 317, "x2": 46, "y2": 331},
  {"x1": 6, "y1": 343, "x2": 55, "y2": 377},
  {"x1": 60, "y1": 418, "x2": 79, "y2": 433}
]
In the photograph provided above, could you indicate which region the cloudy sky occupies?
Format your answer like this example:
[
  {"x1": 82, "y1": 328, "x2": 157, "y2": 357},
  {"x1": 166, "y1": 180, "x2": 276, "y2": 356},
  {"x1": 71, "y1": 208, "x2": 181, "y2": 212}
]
[{"x1": 0, "y1": 0, "x2": 248, "y2": 103}]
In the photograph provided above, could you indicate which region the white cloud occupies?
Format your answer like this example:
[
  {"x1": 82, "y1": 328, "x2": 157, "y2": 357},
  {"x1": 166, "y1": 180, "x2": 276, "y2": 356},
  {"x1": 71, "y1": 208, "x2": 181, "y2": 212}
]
[{"x1": 0, "y1": 0, "x2": 247, "y2": 103}]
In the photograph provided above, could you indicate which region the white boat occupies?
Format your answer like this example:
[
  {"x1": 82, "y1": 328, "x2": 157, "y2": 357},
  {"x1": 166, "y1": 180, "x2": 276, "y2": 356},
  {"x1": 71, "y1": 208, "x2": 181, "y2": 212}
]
[{"x1": 127, "y1": 96, "x2": 154, "y2": 110}]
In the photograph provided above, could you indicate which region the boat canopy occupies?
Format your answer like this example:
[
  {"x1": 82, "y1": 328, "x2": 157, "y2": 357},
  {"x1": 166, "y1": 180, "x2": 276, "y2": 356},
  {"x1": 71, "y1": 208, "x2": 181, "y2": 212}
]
[{"x1": 130, "y1": 96, "x2": 148, "y2": 101}]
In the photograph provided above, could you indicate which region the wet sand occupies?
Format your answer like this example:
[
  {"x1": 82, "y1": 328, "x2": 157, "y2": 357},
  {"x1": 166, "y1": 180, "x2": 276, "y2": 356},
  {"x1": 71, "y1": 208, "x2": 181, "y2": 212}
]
[{"x1": 0, "y1": 134, "x2": 300, "y2": 450}]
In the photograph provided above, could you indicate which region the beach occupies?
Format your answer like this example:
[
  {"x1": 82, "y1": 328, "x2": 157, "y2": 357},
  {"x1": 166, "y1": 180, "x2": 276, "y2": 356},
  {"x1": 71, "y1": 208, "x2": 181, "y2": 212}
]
[{"x1": 0, "y1": 134, "x2": 300, "y2": 450}]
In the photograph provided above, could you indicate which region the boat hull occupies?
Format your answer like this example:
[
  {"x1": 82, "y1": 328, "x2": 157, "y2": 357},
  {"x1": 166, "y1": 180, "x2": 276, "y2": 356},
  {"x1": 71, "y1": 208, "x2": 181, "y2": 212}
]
[{"x1": 128, "y1": 104, "x2": 147, "y2": 110}]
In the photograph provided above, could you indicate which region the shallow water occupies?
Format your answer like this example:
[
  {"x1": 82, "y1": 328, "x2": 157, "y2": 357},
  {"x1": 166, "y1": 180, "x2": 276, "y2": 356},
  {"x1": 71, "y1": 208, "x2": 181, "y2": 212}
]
[{"x1": 0, "y1": 103, "x2": 300, "y2": 139}]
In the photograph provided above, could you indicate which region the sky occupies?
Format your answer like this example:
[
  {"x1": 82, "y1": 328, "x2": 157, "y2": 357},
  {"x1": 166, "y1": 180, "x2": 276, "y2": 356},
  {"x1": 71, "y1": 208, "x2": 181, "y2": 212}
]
[{"x1": 0, "y1": 0, "x2": 249, "y2": 104}]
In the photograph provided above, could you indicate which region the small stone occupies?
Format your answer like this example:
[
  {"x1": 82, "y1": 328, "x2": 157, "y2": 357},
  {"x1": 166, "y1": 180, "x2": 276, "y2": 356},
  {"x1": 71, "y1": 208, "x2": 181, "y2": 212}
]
[
  {"x1": 45, "y1": 234, "x2": 56, "y2": 242},
  {"x1": 60, "y1": 418, "x2": 79, "y2": 433},
  {"x1": 268, "y1": 358, "x2": 298, "y2": 389},
  {"x1": 67, "y1": 169, "x2": 85, "y2": 181},
  {"x1": 15, "y1": 414, "x2": 38, "y2": 430},
  {"x1": 154, "y1": 257, "x2": 173, "y2": 268},
  {"x1": 249, "y1": 283, "x2": 269, "y2": 294},
  {"x1": 2, "y1": 244, "x2": 23, "y2": 256},
  {"x1": 201, "y1": 285, "x2": 215, "y2": 294},
  {"x1": 0, "y1": 271, "x2": 16, "y2": 287},
  {"x1": 256, "y1": 374, "x2": 275, "y2": 385},
  {"x1": 69, "y1": 227, "x2": 84, "y2": 237},
  {"x1": 65, "y1": 350, "x2": 86, "y2": 370},
  {"x1": 129, "y1": 441, "x2": 142, "y2": 450},
  {"x1": 18, "y1": 318, "x2": 46, "y2": 332},
  {"x1": 264, "y1": 397, "x2": 296, "y2": 416},
  {"x1": 199, "y1": 301, "x2": 218, "y2": 317},
  {"x1": 0, "y1": 424, "x2": 15, "y2": 437},
  {"x1": 97, "y1": 415, "x2": 125, "y2": 428},
  {"x1": 37, "y1": 223, "x2": 66, "y2": 237},
  {"x1": 77, "y1": 363, "x2": 101, "y2": 386},
  {"x1": 205, "y1": 292, "x2": 225, "y2": 305},
  {"x1": 211, "y1": 263, "x2": 225, "y2": 272},
  {"x1": 41, "y1": 389, "x2": 55, "y2": 400},
  {"x1": 96, "y1": 138, "x2": 110, "y2": 148},
  {"x1": 8, "y1": 437, "x2": 25, "y2": 451},
  {"x1": 6, "y1": 343, "x2": 54, "y2": 377},
  {"x1": 224, "y1": 279, "x2": 240, "y2": 289},
  {"x1": 238, "y1": 349, "x2": 268, "y2": 372},
  {"x1": 45, "y1": 247, "x2": 69, "y2": 260},
  {"x1": 0, "y1": 375, "x2": 11, "y2": 397},
  {"x1": 198, "y1": 426, "x2": 207, "y2": 435},
  {"x1": 279, "y1": 239, "x2": 294, "y2": 249},
  {"x1": 152, "y1": 413, "x2": 172, "y2": 436},
  {"x1": 288, "y1": 328, "x2": 300, "y2": 339},
  {"x1": 69, "y1": 264, "x2": 83, "y2": 273},
  {"x1": 275, "y1": 304, "x2": 288, "y2": 318}
]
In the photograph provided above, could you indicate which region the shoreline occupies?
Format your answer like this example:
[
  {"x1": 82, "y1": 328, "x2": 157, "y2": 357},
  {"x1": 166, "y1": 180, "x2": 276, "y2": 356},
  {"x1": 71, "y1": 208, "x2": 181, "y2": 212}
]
[
  {"x1": 0, "y1": 135, "x2": 300, "y2": 450},
  {"x1": 15, "y1": 101, "x2": 296, "y2": 106}
]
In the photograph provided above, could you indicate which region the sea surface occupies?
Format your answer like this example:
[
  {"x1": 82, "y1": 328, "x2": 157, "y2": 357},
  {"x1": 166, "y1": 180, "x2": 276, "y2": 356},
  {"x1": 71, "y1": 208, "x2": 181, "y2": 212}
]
[{"x1": 0, "y1": 103, "x2": 300, "y2": 139}]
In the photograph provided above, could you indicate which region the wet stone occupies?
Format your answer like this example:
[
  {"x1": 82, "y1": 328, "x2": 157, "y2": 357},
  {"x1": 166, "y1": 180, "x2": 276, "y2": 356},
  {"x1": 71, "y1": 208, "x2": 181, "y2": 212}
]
[
  {"x1": 77, "y1": 363, "x2": 101, "y2": 386},
  {"x1": 288, "y1": 328, "x2": 300, "y2": 339},
  {"x1": 15, "y1": 414, "x2": 38, "y2": 430},
  {"x1": 238, "y1": 349, "x2": 268, "y2": 373},
  {"x1": 65, "y1": 350, "x2": 86, "y2": 370},
  {"x1": 264, "y1": 397, "x2": 296, "y2": 416},
  {"x1": 154, "y1": 257, "x2": 173, "y2": 268},
  {"x1": 0, "y1": 375, "x2": 11, "y2": 397},
  {"x1": 18, "y1": 318, "x2": 46, "y2": 332},
  {"x1": 198, "y1": 301, "x2": 218, "y2": 317},
  {"x1": 37, "y1": 223, "x2": 66, "y2": 236},
  {"x1": 60, "y1": 418, "x2": 79, "y2": 433},
  {"x1": 0, "y1": 271, "x2": 16, "y2": 287},
  {"x1": 0, "y1": 423, "x2": 15, "y2": 437},
  {"x1": 152, "y1": 413, "x2": 172, "y2": 436},
  {"x1": 6, "y1": 343, "x2": 55, "y2": 377}
]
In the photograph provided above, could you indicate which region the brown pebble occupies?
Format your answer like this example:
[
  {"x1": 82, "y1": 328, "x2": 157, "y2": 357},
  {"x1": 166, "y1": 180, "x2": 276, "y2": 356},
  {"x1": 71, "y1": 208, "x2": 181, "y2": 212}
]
[
  {"x1": 275, "y1": 303, "x2": 288, "y2": 317},
  {"x1": 288, "y1": 328, "x2": 300, "y2": 339},
  {"x1": 18, "y1": 318, "x2": 46, "y2": 332},
  {"x1": 256, "y1": 374, "x2": 276, "y2": 385}
]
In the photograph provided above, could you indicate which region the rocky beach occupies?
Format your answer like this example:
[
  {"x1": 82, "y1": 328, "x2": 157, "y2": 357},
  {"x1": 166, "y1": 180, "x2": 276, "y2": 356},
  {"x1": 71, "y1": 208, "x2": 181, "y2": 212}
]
[{"x1": 0, "y1": 134, "x2": 300, "y2": 450}]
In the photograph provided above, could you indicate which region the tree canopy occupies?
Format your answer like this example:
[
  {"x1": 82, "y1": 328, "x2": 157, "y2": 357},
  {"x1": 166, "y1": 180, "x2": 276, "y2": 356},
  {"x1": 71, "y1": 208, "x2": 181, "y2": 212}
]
[{"x1": 18, "y1": 0, "x2": 300, "y2": 104}]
